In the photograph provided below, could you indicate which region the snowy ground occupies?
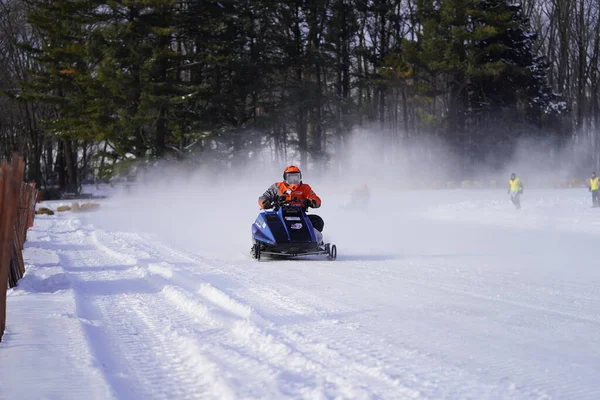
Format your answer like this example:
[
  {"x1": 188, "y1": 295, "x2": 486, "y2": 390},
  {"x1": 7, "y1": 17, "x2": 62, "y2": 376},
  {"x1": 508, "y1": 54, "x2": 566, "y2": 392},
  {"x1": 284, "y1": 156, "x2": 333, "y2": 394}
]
[{"x1": 2, "y1": 187, "x2": 600, "y2": 399}]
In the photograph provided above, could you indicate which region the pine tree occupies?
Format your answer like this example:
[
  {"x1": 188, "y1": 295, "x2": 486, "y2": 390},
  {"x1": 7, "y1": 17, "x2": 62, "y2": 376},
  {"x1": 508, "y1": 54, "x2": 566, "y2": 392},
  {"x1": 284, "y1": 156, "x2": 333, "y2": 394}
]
[
  {"x1": 88, "y1": 0, "x2": 183, "y2": 160},
  {"x1": 21, "y1": 0, "x2": 101, "y2": 192},
  {"x1": 400, "y1": 0, "x2": 565, "y2": 169},
  {"x1": 469, "y1": 0, "x2": 565, "y2": 124}
]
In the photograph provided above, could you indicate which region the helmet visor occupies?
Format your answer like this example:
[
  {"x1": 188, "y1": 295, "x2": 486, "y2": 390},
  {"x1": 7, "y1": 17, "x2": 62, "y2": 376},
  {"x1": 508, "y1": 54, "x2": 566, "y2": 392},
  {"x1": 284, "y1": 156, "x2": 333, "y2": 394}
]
[{"x1": 285, "y1": 172, "x2": 301, "y2": 185}]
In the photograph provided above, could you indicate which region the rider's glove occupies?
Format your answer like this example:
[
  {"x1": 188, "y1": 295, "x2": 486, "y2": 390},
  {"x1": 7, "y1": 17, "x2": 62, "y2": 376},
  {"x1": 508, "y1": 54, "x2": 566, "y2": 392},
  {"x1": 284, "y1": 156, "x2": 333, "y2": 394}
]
[
  {"x1": 303, "y1": 199, "x2": 317, "y2": 208},
  {"x1": 261, "y1": 199, "x2": 272, "y2": 208}
]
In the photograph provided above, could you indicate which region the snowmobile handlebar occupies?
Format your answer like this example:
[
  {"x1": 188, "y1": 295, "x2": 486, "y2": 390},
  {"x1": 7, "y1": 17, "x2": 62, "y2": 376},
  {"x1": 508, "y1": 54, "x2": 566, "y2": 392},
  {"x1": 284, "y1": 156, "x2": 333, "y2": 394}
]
[
  {"x1": 273, "y1": 196, "x2": 292, "y2": 208},
  {"x1": 268, "y1": 196, "x2": 305, "y2": 210}
]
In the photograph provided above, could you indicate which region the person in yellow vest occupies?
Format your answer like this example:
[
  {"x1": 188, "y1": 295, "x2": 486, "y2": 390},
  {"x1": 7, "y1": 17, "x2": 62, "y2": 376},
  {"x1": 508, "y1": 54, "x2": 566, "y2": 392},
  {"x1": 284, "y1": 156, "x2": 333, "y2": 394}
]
[
  {"x1": 588, "y1": 172, "x2": 599, "y2": 207},
  {"x1": 507, "y1": 173, "x2": 523, "y2": 209}
]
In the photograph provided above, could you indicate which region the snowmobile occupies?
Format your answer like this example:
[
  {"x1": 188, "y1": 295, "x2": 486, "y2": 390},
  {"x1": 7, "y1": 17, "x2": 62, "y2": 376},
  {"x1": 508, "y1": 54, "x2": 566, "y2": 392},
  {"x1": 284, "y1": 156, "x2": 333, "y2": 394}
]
[{"x1": 251, "y1": 197, "x2": 337, "y2": 261}]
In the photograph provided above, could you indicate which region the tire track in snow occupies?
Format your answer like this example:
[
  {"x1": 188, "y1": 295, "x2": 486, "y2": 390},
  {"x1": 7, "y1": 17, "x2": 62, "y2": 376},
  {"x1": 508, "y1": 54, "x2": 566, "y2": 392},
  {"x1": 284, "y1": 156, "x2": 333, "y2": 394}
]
[
  {"x1": 93, "y1": 230, "x2": 347, "y2": 321},
  {"x1": 312, "y1": 259, "x2": 598, "y2": 399},
  {"x1": 53, "y1": 222, "x2": 236, "y2": 399},
  {"x1": 379, "y1": 271, "x2": 600, "y2": 327},
  {"x1": 91, "y1": 290, "x2": 236, "y2": 400},
  {"x1": 55, "y1": 216, "x2": 574, "y2": 399},
  {"x1": 92, "y1": 230, "x2": 374, "y2": 397},
  {"x1": 93, "y1": 227, "x2": 595, "y2": 400},
  {"x1": 130, "y1": 239, "x2": 569, "y2": 400},
  {"x1": 292, "y1": 258, "x2": 595, "y2": 399},
  {"x1": 90, "y1": 229, "x2": 421, "y2": 399}
]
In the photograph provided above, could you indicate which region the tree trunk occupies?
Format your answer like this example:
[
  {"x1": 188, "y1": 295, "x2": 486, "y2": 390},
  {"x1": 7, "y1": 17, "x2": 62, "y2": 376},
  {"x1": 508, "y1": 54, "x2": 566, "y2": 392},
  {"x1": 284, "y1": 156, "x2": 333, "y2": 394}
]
[
  {"x1": 98, "y1": 141, "x2": 108, "y2": 181},
  {"x1": 576, "y1": 0, "x2": 585, "y2": 133},
  {"x1": 155, "y1": 106, "x2": 167, "y2": 158},
  {"x1": 63, "y1": 139, "x2": 78, "y2": 193},
  {"x1": 45, "y1": 137, "x2": 53, "y2": 185},
  {"x1": 56, "y1": 140, "x2": 65, "y2": 190}
]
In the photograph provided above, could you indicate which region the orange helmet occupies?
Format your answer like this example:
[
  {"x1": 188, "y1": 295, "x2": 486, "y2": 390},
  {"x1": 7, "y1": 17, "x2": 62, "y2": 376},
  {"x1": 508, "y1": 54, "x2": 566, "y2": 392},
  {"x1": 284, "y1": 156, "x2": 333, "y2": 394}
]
[{"x1": 283, "y1": 165, "x2": 302, "y2": 185}]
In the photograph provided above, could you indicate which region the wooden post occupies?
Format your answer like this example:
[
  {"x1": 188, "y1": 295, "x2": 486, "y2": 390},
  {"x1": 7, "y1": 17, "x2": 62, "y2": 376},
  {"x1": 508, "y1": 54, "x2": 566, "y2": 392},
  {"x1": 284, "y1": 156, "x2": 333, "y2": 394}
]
[
  {"x1": 27, "y1": 183, "x2": 38, "y2": 231},
  {"x1": 0, "y1": 156, "x2": 25, "y2": 342},
  {"x1": 0, "y1": 164, "x2": 6, "y2": 342},
  {"x1": 17, "y1": 183, "x2": 37, "y2": 247},
  {"x1": 9, "y1": 228, "x2": 25, "y2": 287}
]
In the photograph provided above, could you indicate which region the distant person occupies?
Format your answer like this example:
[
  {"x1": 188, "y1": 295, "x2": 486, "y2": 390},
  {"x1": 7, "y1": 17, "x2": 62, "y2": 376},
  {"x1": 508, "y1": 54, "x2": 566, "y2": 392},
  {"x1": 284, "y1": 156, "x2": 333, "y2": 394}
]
[
  {"x1": 507, "y1": 173, "x2": 523, "y2": 209},
  {"x1": 588, "y1": 172, "x2": 599, "y2": 208},
  {"x1": 346, "y1": 182, "x2": 370, "y2": 209}
]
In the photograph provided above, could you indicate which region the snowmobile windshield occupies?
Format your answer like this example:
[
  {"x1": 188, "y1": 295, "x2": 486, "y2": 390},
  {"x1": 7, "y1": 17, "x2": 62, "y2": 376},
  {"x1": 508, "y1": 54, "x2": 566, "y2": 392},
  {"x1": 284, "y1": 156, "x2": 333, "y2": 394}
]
[{"x1": 285, "y1": 172, "x2": 301, "y2": 185}]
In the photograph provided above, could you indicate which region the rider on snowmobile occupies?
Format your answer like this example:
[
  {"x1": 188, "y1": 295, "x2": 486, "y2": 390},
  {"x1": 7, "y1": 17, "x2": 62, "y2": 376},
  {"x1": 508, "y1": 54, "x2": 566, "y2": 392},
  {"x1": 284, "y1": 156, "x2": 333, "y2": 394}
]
[{"x1": 258, "y1": 165, "x2": 324, "y2": 232}]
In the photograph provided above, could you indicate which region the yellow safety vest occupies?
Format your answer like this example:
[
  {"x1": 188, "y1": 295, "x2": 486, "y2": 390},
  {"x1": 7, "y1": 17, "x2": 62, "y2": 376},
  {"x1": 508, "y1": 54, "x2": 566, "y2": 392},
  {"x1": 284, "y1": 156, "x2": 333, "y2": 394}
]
[
  {"x1": 509, "y1": 178, "x2": 521, "y2": 192},
  {"x1": 591, "y1": 177, "x2": 599, "y2": 191}
]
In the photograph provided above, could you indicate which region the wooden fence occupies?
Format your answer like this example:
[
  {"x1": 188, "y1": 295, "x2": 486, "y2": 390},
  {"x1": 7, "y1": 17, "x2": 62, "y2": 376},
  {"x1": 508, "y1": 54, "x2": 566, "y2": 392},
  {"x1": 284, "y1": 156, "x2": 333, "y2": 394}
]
[{"x1": 0, "y1": 156, "x2": 39, "y2": 342}]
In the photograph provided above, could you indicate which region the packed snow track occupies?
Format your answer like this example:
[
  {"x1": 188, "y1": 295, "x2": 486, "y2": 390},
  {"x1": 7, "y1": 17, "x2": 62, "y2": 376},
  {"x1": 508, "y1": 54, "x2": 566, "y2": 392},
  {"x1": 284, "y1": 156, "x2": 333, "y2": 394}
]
[{"x1": 2, "y1": 188, "x2": 600, "y2": 399}]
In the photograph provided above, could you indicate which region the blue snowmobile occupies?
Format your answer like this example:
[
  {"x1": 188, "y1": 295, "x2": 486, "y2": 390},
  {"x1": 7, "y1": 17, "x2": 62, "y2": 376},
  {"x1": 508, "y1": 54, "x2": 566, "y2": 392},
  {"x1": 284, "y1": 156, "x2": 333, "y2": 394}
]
[{"x1": 251, "y1": 197, "x2": 337, "y2": 261}]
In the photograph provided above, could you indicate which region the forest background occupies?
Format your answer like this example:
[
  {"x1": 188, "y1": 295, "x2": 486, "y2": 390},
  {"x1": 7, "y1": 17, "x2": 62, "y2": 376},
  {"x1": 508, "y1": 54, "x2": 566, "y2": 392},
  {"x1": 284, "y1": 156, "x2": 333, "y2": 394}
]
[{"x1": 0, "y1": 0, "x2": 598, "y2": 193}]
